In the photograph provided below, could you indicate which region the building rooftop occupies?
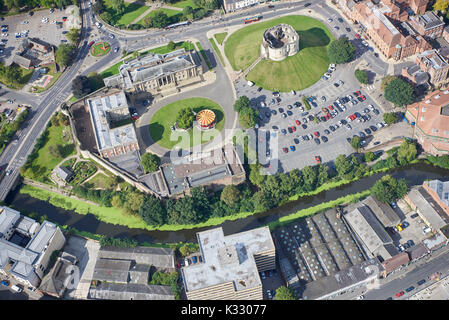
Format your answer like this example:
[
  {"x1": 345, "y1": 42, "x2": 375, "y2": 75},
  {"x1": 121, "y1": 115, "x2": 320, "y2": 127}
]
[
  {"x1": 408, "y1": 187, "x2": 449, "y2": 230},
  {"x1": 381, "y1": 252, "x2": 410, "y2": 275},
  {"x1": 182, "y1": 227, "x2": 274, "y2": 293},
  {"x1": 89, "y1": 282, "x2": 174, "y2": 300},
  {"x1": 418, "y1": 50, "x2": 449, "y2": 70},
  {"x1": 362, "y1": 195, "x2": 401, "y2": 227},
  {"x1": 98, "y1": 246, "x2": 175, "y2": 269},
  {"x1": 87, "y1": 90, "x2": 138, "y2": 153},
  {"x1": 427, "y1": 179, "x2": 449, "y2": 207},
  {"x1": 301, "y1": 258, "x2": 383, "y2": 300},
  {"x1": 92, "y1": 258, "x2": 131, "y2": 283},
  {"x1": 412, "y1": 11, "x2": 444, "y2": 30}
]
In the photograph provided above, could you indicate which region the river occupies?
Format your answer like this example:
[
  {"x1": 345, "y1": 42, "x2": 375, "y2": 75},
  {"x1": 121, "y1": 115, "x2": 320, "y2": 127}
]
[{"x1": 5, "y1": 163, "x2": 449, "y2": 243}]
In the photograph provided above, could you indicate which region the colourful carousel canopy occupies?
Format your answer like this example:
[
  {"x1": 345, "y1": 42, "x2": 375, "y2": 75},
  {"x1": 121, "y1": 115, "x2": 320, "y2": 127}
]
[{"x1": 196, "y1": 109, "x2": 216, "y2": 127}]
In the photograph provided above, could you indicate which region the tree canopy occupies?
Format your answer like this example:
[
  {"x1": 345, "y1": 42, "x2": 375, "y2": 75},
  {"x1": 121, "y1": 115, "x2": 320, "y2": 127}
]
[
  {"x1": 354, "y1": 69, "x2": 369, "y2": 84},
  {"x1": 383, "y1": 112, "x2": 398, "y2": 125},
  {"x1": 220, "y1": 185, "x2": 241, "y2": 207},
  {"x1": 141, "y1": 153, "x2": 161, "y2": 173},
  {"x1": 234, "y1": 96, "x2": 250, "y2": 112},
  {"x1": 384, "y1": 78, "x2": 415, "y2": 106},
  {"x1": 371, "y1": 174, "x2": 408, "y2": 204},
  {"x1": 55, "y1": 43, "x2": 76, "y2": 67},
  {"x1": 238, "y1": 106, "x2": 258, "y2": 129},
  {"x1": 350, "y1": 136, "x2": 361, "y2": 151},
  {"x1": 71, "y1": 75, "x2": 91, "y2": 99},
  {"x1": 327, "y1": 36, "x2": 355, "y2": 64},
  {"x1": 176, "y1": 107, "x2": 195, "y2": 129},
  {"x1": 275, "y1": 286, "x2": 298, "y2": 300},
  {"x1": 139, "y1": 195, "x2": 166, "y2": 226}
]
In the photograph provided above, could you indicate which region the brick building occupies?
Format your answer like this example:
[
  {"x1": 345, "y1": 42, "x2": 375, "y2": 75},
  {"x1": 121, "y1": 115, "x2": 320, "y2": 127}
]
[{"x1": 406, "y1": 90, "x2": 449, "y2": 155}]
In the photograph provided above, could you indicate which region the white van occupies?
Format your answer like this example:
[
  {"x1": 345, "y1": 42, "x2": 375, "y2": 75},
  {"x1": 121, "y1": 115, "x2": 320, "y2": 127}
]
[
  {"x1": 11, "y1": 285, "x2": 22, "y2": 293},
  {"x1": 247, "y1": 81, "x2": 254, "y2": 87}
]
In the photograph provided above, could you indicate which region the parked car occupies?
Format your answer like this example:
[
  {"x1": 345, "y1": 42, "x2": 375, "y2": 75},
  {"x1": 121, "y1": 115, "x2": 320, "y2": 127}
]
[
  {"x1": 0, "y1": 280, "x2": 9, "y2": 286},
  {"x1": 417, "y1": 279, "x2": 426, "y2": 286},
  {"x1": 395, "y1": 291, "x2": 404, "y2": 298}
]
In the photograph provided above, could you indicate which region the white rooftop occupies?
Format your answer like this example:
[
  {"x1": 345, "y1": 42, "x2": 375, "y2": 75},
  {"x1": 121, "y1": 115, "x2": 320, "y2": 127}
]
[
  {"x1": 88, "y1": 91, "x2": 137, "y2": 152},
  {"x1": 182, "y1": 227, "x2": 274, "y2": 293}
]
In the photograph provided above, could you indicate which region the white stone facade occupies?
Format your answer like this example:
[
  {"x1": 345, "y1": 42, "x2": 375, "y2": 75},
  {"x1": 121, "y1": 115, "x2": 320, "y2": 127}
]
[{"x1": 261, "y1": 24, "x2": 300, "y2": 61}]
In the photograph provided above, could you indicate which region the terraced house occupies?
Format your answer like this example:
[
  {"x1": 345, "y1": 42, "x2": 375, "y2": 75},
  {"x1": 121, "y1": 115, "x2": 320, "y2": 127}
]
[{"x1": 103, "y1": 49, "x2": 203, "y2": 97}]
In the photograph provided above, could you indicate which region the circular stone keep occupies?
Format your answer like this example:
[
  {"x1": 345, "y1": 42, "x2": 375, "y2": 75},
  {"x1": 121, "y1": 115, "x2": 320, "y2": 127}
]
[{"x1": 261, "y1": 24, "x2": 299, "y2": 61}]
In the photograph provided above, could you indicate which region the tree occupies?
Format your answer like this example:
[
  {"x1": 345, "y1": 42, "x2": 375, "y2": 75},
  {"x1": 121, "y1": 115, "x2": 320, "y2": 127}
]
[
  {"x1": 124, "y1": 191, "x2": 145, "y2": 214},
  {"x1": 275, "y1": 286, "x2": 297, "y2": 300},
  {"x1": 110, "y1": 0, "x2": 124, "y2": 14},
  {"x1": 176, "y1": 107, "x2": 195, "y2": 129},
  {"x1": 302, "y1": 165, "x2": 317, "y2": 191},
  {"x1": 71, "y1": 75, "x2": 91, "y2": 98},
  {"x1": 381, "y1": 75, "x2": 397, "y2": 91},
  {"x1": 385, "y1": 78, "x2": 415, "y2": 106},
  {"x1": 93, "y1": 0, "x2": 105, "y2": 14},
  {"x1": 371, "y1": 175, "x2": 408, "y2": 203},
  {"x1": 383, "y1": 112, "x2": 398, "y2": 126},
  {"x1": 397, "y1": 140, "x2": 417, "y2": 164},
  {"x1": 234, "y1": 96, "x2": 250, "y2": 112},
  {"x1": 350, "y1": 136, "x2": 361, "y2": 151},
  {"x1": 55, "y1": 43, "x2": 76, "y2": 67},
  {"x1": 141, "y1": 16, "x2": 153, "y2": 28},
  {"x1": 152, "y1": 11, "x2": 170, "y2": 28},
  {"x1": 354, "y1": 69, "x2": 369, "y2": 84},
  {"x1": 4, "y1": 65, "x2": 21, "y2": 85},
  {"x1": 88, "y1": 72, "x2": 105, "y2": 91},
  {"x1": 193, "y1": 8, "x2": 207, "y2": 19},
  {"x1": 183, "y1": 5, "x2": 194, "y2": 16},
  {"x1": 249, "y1": 162, "x2": 266, "y2": 187},
  {"x1": 220, "y1": 185, "x2": 241, "y2": 207},
  {"x1": 434, "y1": 0, "x2": 449, "y2": 12},
  {"x1": 167, "y1": 41, "x2": 176, "y2": 51},
  {"x1": 141, "y1": 152, "x2": 161, "y2": 173},
  {"x1": 66, "y1": 28, "x2": 80, "y2": 44},
  {"x1": 100, "y1": 11, "x2": 113, "y2": 24},
  {"x1": 365, "y1": 151, "x2": 376, "y2": 162},
  {"x1": 139, "y1": 195, "x2": 166, "y2": 225},
  {"x1": 239, "y1": 107, "x2": 258, "y2": 128},
  {"x1": 327, "y1": 36, "x2": 355, "y2": 64},
  {"x1": 335, "y1": 155, "x2": 353, "y2": 177},
  {"x1": 111, "y1": 195, "x2": 122, "y2": 208}
]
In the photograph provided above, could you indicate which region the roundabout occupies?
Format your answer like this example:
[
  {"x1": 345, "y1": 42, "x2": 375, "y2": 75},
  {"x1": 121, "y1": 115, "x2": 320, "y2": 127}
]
[
  {"x1": 225, "y1": 15, "x2": 334, "y2": 92},
  {"x1": 148, "y1": 97, "x2": 225, "y2": 150},
  {"x1": 90, "y1": 41, "x2": 111, "y2": 57}
]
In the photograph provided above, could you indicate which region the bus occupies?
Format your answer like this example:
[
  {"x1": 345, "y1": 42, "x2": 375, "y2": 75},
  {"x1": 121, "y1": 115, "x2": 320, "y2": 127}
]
[
  {"x1": 165, "y1": 21, "x2": 191, "y2": 30},
  {"x1": 244, "y1": 15, "x2": 261, "y2": 24}
]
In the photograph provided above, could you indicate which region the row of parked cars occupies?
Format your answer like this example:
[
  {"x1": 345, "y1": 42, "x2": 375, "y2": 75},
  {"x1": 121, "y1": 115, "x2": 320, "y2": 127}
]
[{"x1": 391, "y1": 278, "x2": 427, "y2": 299}]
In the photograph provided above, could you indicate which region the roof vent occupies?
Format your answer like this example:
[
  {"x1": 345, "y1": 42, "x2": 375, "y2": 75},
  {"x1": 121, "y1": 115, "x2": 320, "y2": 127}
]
[
  {"x1": 444, "y1": 90, "x2": 449, "y2": 94},
  {"x1": 425, "y1": 99, "x2": 431, "y2": 103},
  {"x1": 435, "y1": 95, "x2": 440, "y2": 99}
]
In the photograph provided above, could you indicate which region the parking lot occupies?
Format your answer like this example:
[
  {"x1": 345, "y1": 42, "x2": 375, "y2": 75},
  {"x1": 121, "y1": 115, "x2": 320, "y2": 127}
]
[
  {"x1": 235, "y1": 65, "x2": 386, "y2": 172},
  {"x1": 0, "y1": 6, "x2": 80, "y2": 66}
]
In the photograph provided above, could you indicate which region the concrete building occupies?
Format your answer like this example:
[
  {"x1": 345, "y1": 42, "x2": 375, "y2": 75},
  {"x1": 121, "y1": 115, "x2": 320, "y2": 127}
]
[
  {"x1": 87, "y1": 90, "x2": 139, "y2": 159},
  {"x1": 88, "y1": 246, "x2": 176, "y2": 300},
  {"x1": 406, "y1": 89, "x2": 449, "y2": 155},
  {"x1": 182, "y1": 227, "x2": 276, "y2": 300},
  {"x1": 301, "y1": 258, "x2": 384, "y2": 300},
  {"x1": 56, "y1": 166, "x2": 74, "y2": 183},
  {"x1": 416, "y1": 50, "x2": 449, "y2": 85},
  {"x1": 381, "y1": 252, "x2": 410, "y2": 277},
  {"x1": 404, "y1": 186, "x2": 449, "y2": 236},
  {"x1": 261, "y1": 24, "x2": 300, "y2": 61},
  {"x1": 39, "y1": 251, "x2": 78, "y2": 298},
  {"x1": 0, "y1": 206, "x2": 65, "y2": 288},
  {"x1": 344, "y1": 204, "x2": 397, "y2": 262},
  {"x1": 401, "y1": 63, "x2": 430, "y2": 89},
  {"x1": 409, "y1": 11, "x2": 445, "y2": 39},
  {"x1": 13, "y1": 37, "x2": 55, "y2": 69},
  {"x1": 223, "y1": 0, "x2": 258, "y2": 12},
  {"x1": 362, "y1": 195, "x2": 401, "y2": 228},
  {"x1": 103, "y1": 49, "x2": 203, "y2": 97},
  {"x1": 141, "y1": 144, "x2": 246, "y2": 197}
]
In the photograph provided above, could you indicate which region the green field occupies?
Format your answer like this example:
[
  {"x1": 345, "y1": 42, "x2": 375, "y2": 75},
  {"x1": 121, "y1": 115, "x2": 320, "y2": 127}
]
[
  {"x1": 84, "y1": 172, "x2": 112, "y2": 189},
  {"x1": 170, "y1": 0, "x2": 199, "y2": 9},
  {"x1": 209, "y1": 38, "x2": 225, "y2": 67},
  {"x1": 104, "y1": 0, "x2": 149, "y2": 26},
  {"x1": 91, "y1": 42, "x2": 111, "y2": 57},
  {"x1": 214, "y1": 32, "x2": 228, "y2": 45},
  {"x1": 100, "y1": 41, "x2": 195, "y2": 78},
  {"x1": 224, "y1": 15, "x2": 334, "y2": 91},
  {"x1": 21, "y1": 124, "x2": 76, "y2": 184},
  {"x1": 137, "y1": 8, "x2": 181, "y2": 25},
  {"x1": 149, "y1": 97, "x2": 225, "y2": 149}
]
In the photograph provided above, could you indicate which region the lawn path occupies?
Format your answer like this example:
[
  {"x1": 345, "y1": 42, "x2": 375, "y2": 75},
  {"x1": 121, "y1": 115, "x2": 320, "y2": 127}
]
[{"x1": 129, "y1": 4, "x2": 183, "y2": 25}]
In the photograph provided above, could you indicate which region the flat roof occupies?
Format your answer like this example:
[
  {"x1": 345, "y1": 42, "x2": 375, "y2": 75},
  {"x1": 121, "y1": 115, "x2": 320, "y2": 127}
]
[
  {"x1": 408, "y1": 187, "x2": 449, "y2": 229},
  {"x1": 89, "y1": 282, "x2": 174, "y2": 300},
  {"x1": 427, "y1": 179, "x2": 449, "y2": 207},
  {"x1": 182, "y1": 227, "x2": 274, "y2": 293},
  {"x1": 87, "y1": 91, "x2": 137, "y2": 152},
  {"x1": 92, "y1": 258, "x2": 131, "y2": 283},
  {"x1": 98, "y1": 246, "x2": 175, "y2": 269},
  {"x1": 0, "y1": 207, "x2": 20, "y2": 238}
]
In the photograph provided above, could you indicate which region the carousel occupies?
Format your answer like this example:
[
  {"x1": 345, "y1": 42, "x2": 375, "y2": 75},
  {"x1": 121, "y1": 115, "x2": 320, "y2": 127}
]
[{"x1": 196, "y1": 109, "x2": 216, "y2": 130}]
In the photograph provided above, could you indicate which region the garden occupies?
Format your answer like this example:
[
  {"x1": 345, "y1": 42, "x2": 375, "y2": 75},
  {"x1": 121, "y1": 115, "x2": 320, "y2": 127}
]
[
  {"x1": 149, "y1": 97, "x2": 225, "y2": 149},
  {"x1": 91, "y1": 42, "x2": 111, "y2": 57},
  {"x1": 224, "y1": 15, "x2": 334, "y2": 92}
]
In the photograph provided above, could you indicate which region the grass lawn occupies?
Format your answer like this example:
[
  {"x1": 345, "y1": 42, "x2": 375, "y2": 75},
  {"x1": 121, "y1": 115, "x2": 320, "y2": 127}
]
[
  {"x1": 91, "y1": 42, "x2": 111, "y2": 57},
  {"x1": 100, "y1": 41, "x2": 195, "y2": 78},
  {"x1": 85, "y1": 172, "x2": 112, "y2": 189},
  {"x1": 137, "y1": 8, "x2": 181, "y2": 25},
  {"x1": 149, "y1": 97, "x2": 225, "y2": 149},
  {"x1": 0, "y1": 66, "x2": 34, "y2": 90},
  {"x1": 224, "y1": 15, "x2": 334, "y2": 91},
  {"x1": 209, "y1": 38, "x2": 225, "y2": 67},
  {"x1": 170, "y1": 0, "x2": 199, "y2": 9},
  {"x1": 214, "y1": 32, "x2": 228, "y2": 45},
  {"x1": 21, "y1": 124, "x2": 76, "y2": 184},
  {"x1": 196, "y1": 42, "x2": 212, "y2": 70},
  {"x1": 104, "y1": 0, "x2": 149, "y2": 26}
]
